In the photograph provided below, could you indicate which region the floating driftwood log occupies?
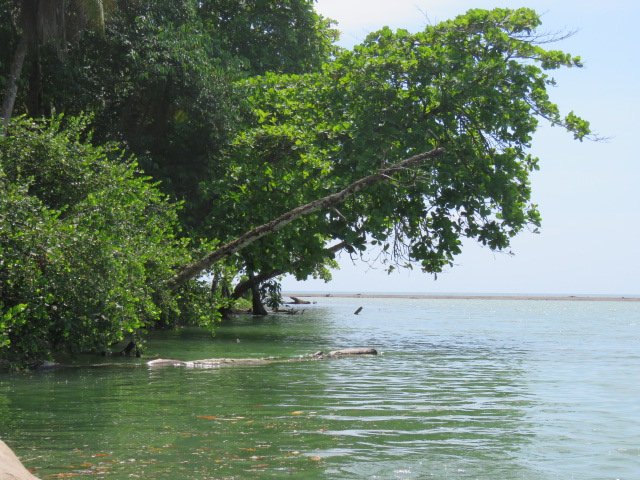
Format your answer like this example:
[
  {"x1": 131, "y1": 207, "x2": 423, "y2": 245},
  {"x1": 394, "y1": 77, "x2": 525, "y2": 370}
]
[
  {"x1": 29, "y1": 348, "x2": 378, "y2": 371},
  {"x1": 286, "y1": 296, "x2": 312, "y2": 305},
  {"x1": 146, "y1": 347, "x2": 377, "y2": 369},
  {"x1": 326, "y1": 347, "x2": 376, "y2": 356}
]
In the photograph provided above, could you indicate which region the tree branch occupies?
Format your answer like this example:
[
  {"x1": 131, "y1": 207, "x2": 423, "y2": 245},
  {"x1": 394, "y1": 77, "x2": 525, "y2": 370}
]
[
  {"x1": 168, "y1": 147, "x2": 444, "y2": 290},
  {"x1": 231, "y1": 241, "x2": 348, "y2": 299}
]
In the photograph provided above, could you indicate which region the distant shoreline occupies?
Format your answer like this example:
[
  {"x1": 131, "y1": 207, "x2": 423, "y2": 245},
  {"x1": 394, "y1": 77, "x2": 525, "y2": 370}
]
[{"x1": 284, "y1": 292, "x2": 640, "y2": 302}]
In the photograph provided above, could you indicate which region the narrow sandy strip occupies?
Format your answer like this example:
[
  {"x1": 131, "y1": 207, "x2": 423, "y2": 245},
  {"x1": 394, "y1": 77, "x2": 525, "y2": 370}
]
[{"x1": 284, "y1": 293, "x2": 640, "y2": 302}]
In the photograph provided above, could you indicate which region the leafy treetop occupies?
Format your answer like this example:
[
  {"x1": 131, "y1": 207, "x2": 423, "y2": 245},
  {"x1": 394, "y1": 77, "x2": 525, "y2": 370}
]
[{"x1": 191, "y1": 7, "x2": 590, "y2": 286}]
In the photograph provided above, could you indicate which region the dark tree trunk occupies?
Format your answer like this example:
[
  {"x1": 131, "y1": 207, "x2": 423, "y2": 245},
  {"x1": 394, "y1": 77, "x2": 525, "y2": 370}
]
[
  {"x1": 1, "y1": 0, "x2": 65, "y2": 132},
  {"x1": 233, "y1": 268, "x2": 284, "y2": 300},
  {"x1": 26, "y1": 45, "x2": 42, "y2": 116},
  {"x1": 36, "y1": 0, "x2": 66, "y2": 49},
  {"x1": 1, "y1": 8, "x2": 32, "y2": 133},
  {"x1": 249, "y1": 272, "x2": 268, "y2": 315},
  {"x1": 28, "y1": 0, "x2": 67, "y2": 116},
  {"x1": 1, "y1": 0, "x2": 104, "y2": 133}
]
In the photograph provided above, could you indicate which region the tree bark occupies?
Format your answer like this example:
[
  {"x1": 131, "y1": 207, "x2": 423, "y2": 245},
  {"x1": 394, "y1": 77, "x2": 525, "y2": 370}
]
[
  {"x1": 26, "y1": 40, "x2": 42, "y2": 116},
  {"x1": 36, "y1": 0, "x2": 66, "y2": 50},
  {"x1": 168, "y1": 147, "x2": 444, "y2": 289},
  {"x1": 146, "y1": 348, "x2": 378, "y2": 368}
]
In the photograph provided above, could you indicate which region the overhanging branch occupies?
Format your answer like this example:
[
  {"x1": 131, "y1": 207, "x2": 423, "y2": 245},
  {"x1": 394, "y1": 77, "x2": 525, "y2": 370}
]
[
  {"x1": 231, "y1": 240, "x2": 349, "y2": 299},
  {"x1": 168, "y1": 147, "x2": 445, "y2": 289}
]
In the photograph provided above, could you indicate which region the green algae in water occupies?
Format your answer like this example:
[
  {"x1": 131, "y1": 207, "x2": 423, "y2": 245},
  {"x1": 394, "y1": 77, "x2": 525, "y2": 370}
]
[{"x1": 2, "y1": 298, "x2": 640, "y2": 479}]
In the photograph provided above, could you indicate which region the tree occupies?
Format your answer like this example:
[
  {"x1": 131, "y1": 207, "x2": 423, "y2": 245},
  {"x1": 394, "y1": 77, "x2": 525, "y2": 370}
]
[
  {"x1": 169, "y1": 148, "x2": 445, "y2": 288},
  {"x1": 188, "y1": 8, "x2": 591, "y2": 300},
  {"x1": 1, "y1": 0, "x2": 337, "y2": 214},
  {"x1": 1, "y1": 7, "x2": 593, "y2": 363},
  {"x1": 1, "y1": 0, "x2": 339, "y2": 314}
]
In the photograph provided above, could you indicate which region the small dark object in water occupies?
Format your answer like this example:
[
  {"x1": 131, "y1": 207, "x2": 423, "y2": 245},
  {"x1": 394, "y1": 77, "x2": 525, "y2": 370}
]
[
  {"x1": 121, "y1": 340, "x2": 137, "y2": 357},
  {"x1": 354, "y1": 306, "x2": 363, "y2": 315}
]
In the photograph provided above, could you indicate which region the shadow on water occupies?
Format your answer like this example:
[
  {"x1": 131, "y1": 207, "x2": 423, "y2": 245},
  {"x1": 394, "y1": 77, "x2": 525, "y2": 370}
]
[{"x1": 0, "y1": 303, "x2": 541, "y2": 479}]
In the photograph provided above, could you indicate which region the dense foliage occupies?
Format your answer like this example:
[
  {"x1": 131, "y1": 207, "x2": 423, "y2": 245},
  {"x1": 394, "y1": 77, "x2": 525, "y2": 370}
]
[
  {"x1": 199, "y1": 8, "x2": 590, "y2": 288},
  {"x1": 0, "y1": 3, "x2": 591, "y2": 365},
  {"x1": 0, "y1": 117, "x2": 190, "y2": 363}
]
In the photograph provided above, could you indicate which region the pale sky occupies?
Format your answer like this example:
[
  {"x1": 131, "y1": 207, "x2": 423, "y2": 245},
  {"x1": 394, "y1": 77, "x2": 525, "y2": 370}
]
[{"x1": 283, "y1": 0, "x2": 640, "y2": 295}]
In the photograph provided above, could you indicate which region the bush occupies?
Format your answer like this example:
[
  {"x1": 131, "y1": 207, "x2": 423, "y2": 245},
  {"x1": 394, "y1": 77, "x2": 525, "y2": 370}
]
[{"x1": 0, "y1": 116, "x2": 191, "y2": 365}]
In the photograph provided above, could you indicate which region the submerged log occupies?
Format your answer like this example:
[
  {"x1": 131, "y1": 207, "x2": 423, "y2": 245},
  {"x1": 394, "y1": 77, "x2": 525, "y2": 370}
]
[
  {"x1": 148, "y1": 357, "x2": 282, "y2": 369},
  {"x1": 146, "y1": 347, "x2": 377, "y2": 369},
  {"x1": 25, "y1": 348, "x2": 379, "y2": 371},
  {"x1": 146, "y1": 358, "x2": 188, "y2": 367}
]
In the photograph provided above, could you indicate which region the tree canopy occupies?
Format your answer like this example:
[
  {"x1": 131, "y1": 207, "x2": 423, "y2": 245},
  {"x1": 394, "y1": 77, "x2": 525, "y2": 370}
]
[
  {"x1": 0, "y1": 4, "x2": 591, "y2": 366},
  {"x1": 188, "y1": 7, "x2": 590, "y2": 291}
]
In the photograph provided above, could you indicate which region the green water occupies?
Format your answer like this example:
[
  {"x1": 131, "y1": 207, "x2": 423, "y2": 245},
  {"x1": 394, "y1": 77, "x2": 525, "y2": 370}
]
[{"x1": 1, "y1": 298, "x2": 639, "y2": 479}]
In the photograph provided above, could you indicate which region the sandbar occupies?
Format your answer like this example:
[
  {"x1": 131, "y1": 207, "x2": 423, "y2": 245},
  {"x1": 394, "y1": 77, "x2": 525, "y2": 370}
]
[{"x1": 284, "y1": 292, "x2": 640, "y2": 302}]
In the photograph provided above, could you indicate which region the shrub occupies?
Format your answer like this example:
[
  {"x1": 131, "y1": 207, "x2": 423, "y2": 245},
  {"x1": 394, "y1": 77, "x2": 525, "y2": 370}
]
[{"x1": 0, "y1": 116, "x2": 191, "y2": 365}]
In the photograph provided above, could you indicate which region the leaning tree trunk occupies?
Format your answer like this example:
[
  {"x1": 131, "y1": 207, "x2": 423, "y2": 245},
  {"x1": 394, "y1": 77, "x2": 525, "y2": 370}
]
[
  {"x1": 167, "y1": 147, "x2": 445, "y2": 290},
  {"x1": 231, "y1": 241, "x2": 348, "y2": 300}
]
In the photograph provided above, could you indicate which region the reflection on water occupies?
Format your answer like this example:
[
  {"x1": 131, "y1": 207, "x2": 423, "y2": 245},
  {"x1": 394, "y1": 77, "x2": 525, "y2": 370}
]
[{"x1": 1, "y1": 298, "x2": 639, "y2": 479}]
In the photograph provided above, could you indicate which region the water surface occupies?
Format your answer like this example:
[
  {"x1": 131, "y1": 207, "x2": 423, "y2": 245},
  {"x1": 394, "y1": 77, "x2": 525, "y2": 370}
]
[{"x1": 1, "y1": 297, "x2": 639, "y2": 479}]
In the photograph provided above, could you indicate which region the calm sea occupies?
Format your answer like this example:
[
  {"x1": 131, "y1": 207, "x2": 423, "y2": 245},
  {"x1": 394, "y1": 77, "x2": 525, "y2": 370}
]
[{"x1": 1, "y1": 297, "x2": 639, "y2": 479}]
